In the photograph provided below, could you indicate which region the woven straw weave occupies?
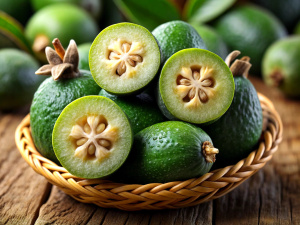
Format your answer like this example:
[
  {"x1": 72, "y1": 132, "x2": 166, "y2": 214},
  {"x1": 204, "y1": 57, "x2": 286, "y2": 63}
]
[{"x1": 15, "y1": 93, "x2": 282, "y2": 211}]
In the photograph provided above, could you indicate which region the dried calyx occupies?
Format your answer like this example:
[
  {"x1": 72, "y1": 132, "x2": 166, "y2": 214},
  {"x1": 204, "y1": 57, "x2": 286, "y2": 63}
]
[
  {"x1": 225, "y1": 50, "x2": 252, "y2": 78},
  {"x1": 269, "y1": 70, "x2": 284, "y2": 87},
  {"x1": 176, "y1": 66, "x2": 215, "y2": 108},
  {"x1": 35, "y1": 38, "x2": 80, "y2": 80},
  {"x1": 202, "y1": 141, "x2": 219, "y2": 163}
]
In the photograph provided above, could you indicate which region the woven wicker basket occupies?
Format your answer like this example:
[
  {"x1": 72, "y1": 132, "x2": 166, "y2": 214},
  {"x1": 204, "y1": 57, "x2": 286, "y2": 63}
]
[{"x1": 15, "y1": 93, "x2": 282, "y2": 211}]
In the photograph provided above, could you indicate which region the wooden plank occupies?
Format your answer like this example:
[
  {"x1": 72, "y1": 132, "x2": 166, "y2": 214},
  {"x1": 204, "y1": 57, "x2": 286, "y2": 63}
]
[
  {"x1": 0, "y1": 111, "x2": 52, "y2": 225},
  {"x1": 251, "y1": 76, "x2": 300, "y2": 224}
]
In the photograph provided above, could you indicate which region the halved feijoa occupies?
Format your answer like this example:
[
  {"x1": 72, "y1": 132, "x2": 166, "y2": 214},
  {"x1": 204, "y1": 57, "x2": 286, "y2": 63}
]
[
  {"x1": 89, "y1": 22, "x2": 161, "y2": 95},
  {"x1": 158, "y1": 48, "x2": 234, "y2": 124},
  {"x1": 52, "y1": 96, "x2": 133, "y2": 179}
]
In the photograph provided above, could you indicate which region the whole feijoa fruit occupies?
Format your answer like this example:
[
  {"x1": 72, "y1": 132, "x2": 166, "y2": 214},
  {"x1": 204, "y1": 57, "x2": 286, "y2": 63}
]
[
  {"x1": 204, "y1": 51, "x2": 263, "y2": 167},
  {"x1": 99, "y1": 89, "x2": 166, "y2": 134},
  {"x1": 89, "y1": 22, "x2": 161, "y2": 95},
  {"x1": 214, "y1": 5, "x2": 287, "y2": 75},
  {"x1": 30, "y1": 39, "x2": 101, "y2": 164},
  {"x1": 152, "y1": 20, "x2": 207, "y2": 64},
  {"x1": 0, "y1": 49, "x2": 44, "y2": 110},
  {"x1": 52, "y1": 96, "x2": 133, "y2": 179},
  {"x1": 25, "y1": 3, "x2": 99, "y2": 62},
  {"x1": 158, "y1": 48, "x2": 234, "y2": 124},
  {"x1": 113, "y1": 121, "x2": 218, "y2": 184},
  {"x1": 262, "y1": 36, "x2": 300, "y2": 98}
]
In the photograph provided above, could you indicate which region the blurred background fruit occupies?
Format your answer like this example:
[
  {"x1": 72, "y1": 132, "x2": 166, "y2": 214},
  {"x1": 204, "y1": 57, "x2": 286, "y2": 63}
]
[
  {"x1": 191, "y1": 24, "x2": 229, "y2": 59},
  {"x1": 253, "y1": 0, "x2": 300, "y2": 32},
  {"x1": 0, "y1": 49, "x2": 45, "y2": 110},
  {"x1": 30, "y1": 0, "x2": 102, "y2": 20},
  {"x1": 262, "y1": 36, "x2": 300, "y2": 98},
  {"x1": 214, "y1": 5, "x2": 287, "y2": 75},
  {"x1": 25, "y1": 3, "x2": 99, "y2": 62}
]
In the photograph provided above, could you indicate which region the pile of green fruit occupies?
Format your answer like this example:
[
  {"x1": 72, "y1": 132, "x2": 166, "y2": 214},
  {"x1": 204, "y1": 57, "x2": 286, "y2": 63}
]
[{"x1": 30, "y1": 21, "x2": 263, "y2": 184}]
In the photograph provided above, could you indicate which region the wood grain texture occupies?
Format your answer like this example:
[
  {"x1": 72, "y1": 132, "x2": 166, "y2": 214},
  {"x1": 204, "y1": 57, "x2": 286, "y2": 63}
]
[
  {"x1": 0, "y1": 77, "x2": 299, "y2": 224},
  {"x1": 0, "y1": 111, "x2": 51, "y2": 225}
]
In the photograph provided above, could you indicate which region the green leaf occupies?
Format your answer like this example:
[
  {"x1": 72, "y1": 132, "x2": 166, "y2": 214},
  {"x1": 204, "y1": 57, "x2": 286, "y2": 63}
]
[
  {"x1": 113, "y1": 0, "x2": 181, "y2": 31},
  {"x1": 0, "y1": 11, "x2": 33, "y2": 54},
  {"x1": 184, "y1": 0, "x2": 236, "y2": 23}
]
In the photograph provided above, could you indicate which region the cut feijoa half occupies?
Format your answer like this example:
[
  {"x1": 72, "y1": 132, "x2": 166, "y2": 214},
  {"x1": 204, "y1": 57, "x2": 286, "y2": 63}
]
[
  {"x1": 52, "y1": 96, "x2": 133, "y2": 179},
  {"x1": 158, "y1": 48, "x2": 235, "y2": 124},
  {"x1": 89, "y1": 22, "x2": 161, "y2": 95}
]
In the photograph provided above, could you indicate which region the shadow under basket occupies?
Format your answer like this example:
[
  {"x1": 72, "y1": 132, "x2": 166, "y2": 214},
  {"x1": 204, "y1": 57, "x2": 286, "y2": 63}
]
[{"x1": 15, "y1": 93, "x2": 283, "y2": 211}]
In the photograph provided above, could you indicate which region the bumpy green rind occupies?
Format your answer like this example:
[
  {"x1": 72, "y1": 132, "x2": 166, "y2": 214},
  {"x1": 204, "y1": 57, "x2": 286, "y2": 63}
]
[
  {"x1": 262, "y1": 36, "x2": 300, "y2": 98},
  {"x1": 204, "y1": 77, "x2": 263, "y2": 168},
  {"x1": 30, "y1": 72, "x2": 101, "y2": 164},
  {"x1": 152, "y1": 20, "x2": 207, "y2": 64},
  {"x1": 25, "y1": 3, "x2": 99, "y2": 50},
  {"x1": 191, "y1": 24, "x2": 229, "y2": 59},
  {"x1": 52, "y1": 96, "x2": 133, "y2": 179},
  {"x1": 0, "y1": 49, "x2": 44, "y2": 110},
  {"x1": 214, "y1": 5, "x2": 287, "y2": 75},
  {"x1": 78, "y1": 42, "x2": 92, "y2": 71},
  {"x1": 99, "y1": 89, "x2": 166, "y2": 134},
  {"x1": 113, "y1": 121, "x2": 215, "y2": 184}
]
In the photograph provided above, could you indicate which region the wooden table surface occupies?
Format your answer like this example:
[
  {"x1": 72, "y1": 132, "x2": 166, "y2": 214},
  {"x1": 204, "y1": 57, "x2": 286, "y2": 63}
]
[{"x1": 0, "y1": 76, "x2": 299, "y2": 225}]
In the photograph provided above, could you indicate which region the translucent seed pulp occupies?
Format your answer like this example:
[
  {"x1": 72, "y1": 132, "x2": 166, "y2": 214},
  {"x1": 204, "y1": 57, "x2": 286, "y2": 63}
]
[
  {"x1": 107, "y1": 39, "x2": 144, "y2": 77},
  {"x1": 69, "y1": 115, "x2": 117, "y2": 161},
  {"x1": 176, "y1": 66, "x2": 215, "y2": 107}
]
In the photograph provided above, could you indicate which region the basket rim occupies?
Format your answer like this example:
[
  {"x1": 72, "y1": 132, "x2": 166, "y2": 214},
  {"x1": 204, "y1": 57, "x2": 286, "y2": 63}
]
[{"x1": 15, "y1": 92, "x2": 283, "y2": 210}]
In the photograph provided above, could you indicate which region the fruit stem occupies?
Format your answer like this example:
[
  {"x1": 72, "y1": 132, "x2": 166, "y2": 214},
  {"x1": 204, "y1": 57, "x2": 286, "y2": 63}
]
[
  {"x1": 32, "y1": 34, "x2": 49, "y2": 53},
  {"x1": 52, "y1": 38, "x2": 65, "y2": 60},
  {"x1": 225, "y1": 50, "x2": 252, "y2": 78},
  {"x1": 202, "y1": 141, "x2": 219, "y2": 163}
]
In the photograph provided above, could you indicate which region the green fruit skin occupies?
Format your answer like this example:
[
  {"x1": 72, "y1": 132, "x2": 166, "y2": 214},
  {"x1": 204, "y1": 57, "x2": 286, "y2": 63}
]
[
  {"x1": 78, "y1": 42, "x2": 92, "y2": 71},
  {"x1": 191, "y1": 24, "x2": 229, "y2": 59},
  {"x1": 30, "y1": 72, "x2": 101, "y2": 164},
  {"x1": 99, "y1": 89, "x2": 166, "y2": 134},
  {"x1": 25, "y1": 3, "x2": 99, "y2": 49},
  {"x1": 0, "y1": 49, "x2": 44, "y2": 110},
  {"x1": 262, "y1": 36, "x2": 300, "y2": 98},
  {"x1": 113, "y1": 121, "x2": 215, "y2": 184},
  {"x1": 204, "y1": 77, "x2": 263, "y2": 168},
  {"x1": 214, "y1": 5, "x2": 287, "y2": 75},
  {"x1": 30, "y1": 0, "x2": 102, "y2": 19},
  {"x1": 152, "y1": 20, "x2": 207, "y2": 64}
]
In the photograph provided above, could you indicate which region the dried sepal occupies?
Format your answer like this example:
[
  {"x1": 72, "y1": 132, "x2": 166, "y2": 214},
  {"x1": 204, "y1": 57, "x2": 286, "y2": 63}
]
[
  {"x1": 35, "y1": 64, "x2": 53, "y2": 76},
  {"x1": 225, "y1": 50, "x2": 252, "y2": 78},
  {"x1": 35, "y1": 38, "x2": 80, "y2": 81}
]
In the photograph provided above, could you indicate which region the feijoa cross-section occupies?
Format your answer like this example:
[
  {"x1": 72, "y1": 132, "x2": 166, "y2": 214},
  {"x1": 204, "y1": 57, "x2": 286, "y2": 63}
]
[
  {"x1": 158, "y1": 48, "x2": 235, "y2": 124},
  {"x1": 89, "y1": 22, "x2": 161, "y2": 95},
  {"x1": 52, "y1": 96, "x2": 133, "y2": 179}
]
